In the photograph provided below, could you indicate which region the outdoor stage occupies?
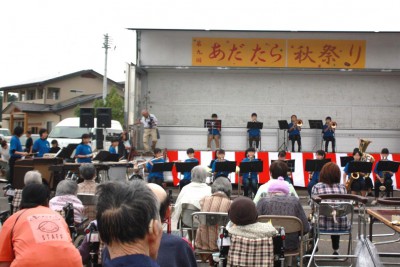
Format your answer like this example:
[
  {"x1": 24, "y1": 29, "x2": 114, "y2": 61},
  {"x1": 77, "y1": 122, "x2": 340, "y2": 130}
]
[{"x1": 163, "y1": 151, "x2": 400, "y2": 189}]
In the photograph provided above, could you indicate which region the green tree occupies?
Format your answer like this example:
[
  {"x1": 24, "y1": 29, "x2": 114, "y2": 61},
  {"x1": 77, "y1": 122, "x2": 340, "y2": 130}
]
[
  {"x1": 73, "y1": 104, "x2": 81, "y2": 117},
  {"x1": 94, "y1": 87, "x2": 124, "y2": 125}
]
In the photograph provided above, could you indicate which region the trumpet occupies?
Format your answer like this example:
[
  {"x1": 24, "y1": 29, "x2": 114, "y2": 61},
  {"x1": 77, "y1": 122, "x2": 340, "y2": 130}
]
[
  {"x1": 351, "y1": 172, "x2": 360, "y2": 179},
  {"x1": 331, "y1": 121, "x2": 337, "y2": 129},
  {"x1": 295, "y1": 119, "x2": 303, "y2": 127}
]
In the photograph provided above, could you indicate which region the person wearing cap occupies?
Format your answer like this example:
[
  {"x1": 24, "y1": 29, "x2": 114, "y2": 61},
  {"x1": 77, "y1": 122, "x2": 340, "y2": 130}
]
[
  {"x1": 75, "y1": 133, "x2": 93, "y2": 163},
  {"x1": 372, "y1": 148, "x2": 394, "y2": 205},
  {"x1": 0, "y1": 183, "x2": 83, "y2": 266},
  {"x1": 227, "y1": 196, "x2": 276, "y2": 267},
  {"x1": 256, "y1": 177, "x2": 309, "y2": 254},
  {"x1": 253, "y1": 160, "x2": 298, "y2": 204}
]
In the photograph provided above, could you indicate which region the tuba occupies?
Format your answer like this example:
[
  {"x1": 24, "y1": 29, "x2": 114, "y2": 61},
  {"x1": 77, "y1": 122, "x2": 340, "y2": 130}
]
[{"x1": 359, "y1": 138, "x2": 375, "y2": 180}]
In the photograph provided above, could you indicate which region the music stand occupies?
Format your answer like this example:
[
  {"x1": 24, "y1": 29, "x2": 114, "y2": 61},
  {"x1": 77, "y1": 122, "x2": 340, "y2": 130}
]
[
  {"x1": 340, "y1": 156, "x2": 354, "y2": 167},
  {"x1": 175, "y1": 161, "x2": 199, "y2": 178},
  {"x1": 348, "y1": 161, "x2": 373, "y2": 174},
  {"x1": 93, "y1": 151, "x2": 119, "y2": 162},
  {"x1": 215, "y1": 161, "x2": 237, "y2": 181},
  {"x1": 278, "y1": 120, "x2": 289, "y2": 151},
  {"x1": 239, "y1": 160, "x2": 263, "y2": 174},
  {"x1": 272, "y1": 159, "x2": 295, "y2": 172},
  {"x1": 151, "y1": 162, "x2": 174, "y2": 173},
  {"x1": 309, "y1": 120, "x2": 324, "y2": 150},
  {"x1": 377, "y1": 161, "x2": 400, "y2": 173},
  {"x1": 56, "y1": 143, "x2": 79, "y2": 162},
  {"x1": 305, "y1": 159, "x2": 331, "y2": 172}
]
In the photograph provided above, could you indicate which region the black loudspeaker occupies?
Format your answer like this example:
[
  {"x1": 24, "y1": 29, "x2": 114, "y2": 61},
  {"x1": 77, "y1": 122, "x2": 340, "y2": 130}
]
[
  {"x1": 96, "y1": 128, "x2": 104, "y2": 150},
  {"x1": 80, "y1": 108, "x2": 95, "y2": 128},
  {"x1": 97, "y1": 108, "x2": 112, "y2": 128}
]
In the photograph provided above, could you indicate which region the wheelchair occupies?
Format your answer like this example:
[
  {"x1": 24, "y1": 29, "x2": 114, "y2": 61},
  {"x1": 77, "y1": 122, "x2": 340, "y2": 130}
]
[{"x1": 62, "y1": 202, "x2": 89, "y2": 247}]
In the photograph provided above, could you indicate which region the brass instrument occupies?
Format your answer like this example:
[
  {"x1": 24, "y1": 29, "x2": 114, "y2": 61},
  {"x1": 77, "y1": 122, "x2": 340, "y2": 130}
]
[
  {"x1": 380, "y1": 156, "x2": 389, "y2": 191},
  {"x1": 295, "y1": 119, "x2": 303, "y2": 127},
  {"x1": 359, "y1": 138, "x2": 374, "y2": 179},
  {"x1": 331, "y1": 121, "x2": 337, "y2": 129},
  {"x1": 351, "y1": 172, "x2": 360, "y2": 179}
]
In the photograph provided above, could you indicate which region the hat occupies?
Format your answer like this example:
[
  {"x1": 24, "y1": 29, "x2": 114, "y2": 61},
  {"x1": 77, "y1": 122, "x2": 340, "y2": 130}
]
[
  {"x1": 268, "y1": 177, "x2": 289, "y2": 195},
  {"x1": 228, "y1": 196, "x2": 258, "y2": 226}
]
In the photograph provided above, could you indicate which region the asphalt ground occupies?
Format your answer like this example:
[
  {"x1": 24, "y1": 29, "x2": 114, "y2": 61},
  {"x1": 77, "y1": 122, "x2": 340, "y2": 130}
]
[{"x1": 166, "y1": 185, "x2": 400, "y2": 267}]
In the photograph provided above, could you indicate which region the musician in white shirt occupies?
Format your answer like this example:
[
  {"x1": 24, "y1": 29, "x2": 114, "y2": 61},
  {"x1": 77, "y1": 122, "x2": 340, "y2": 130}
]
[{"x1": 137, "y1": 109, "x2": 158, "y2": 152}]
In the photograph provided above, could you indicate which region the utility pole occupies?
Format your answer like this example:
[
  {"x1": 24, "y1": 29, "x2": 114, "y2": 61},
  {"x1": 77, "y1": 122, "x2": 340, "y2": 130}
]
[{"x1": 102, "y1": 34, "x2": 111, "y2": 101}]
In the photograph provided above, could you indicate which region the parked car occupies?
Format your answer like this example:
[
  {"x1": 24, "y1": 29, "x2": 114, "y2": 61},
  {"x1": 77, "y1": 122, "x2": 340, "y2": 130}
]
[{"x1": 0, "y1": 128, "x2": 12, "y2": 142}]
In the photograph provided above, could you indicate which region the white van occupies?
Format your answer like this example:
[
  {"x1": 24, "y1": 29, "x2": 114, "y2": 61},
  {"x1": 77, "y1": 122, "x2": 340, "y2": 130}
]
[{"x1": 48, "y1": 117, "x2": 123, "y2": 151}]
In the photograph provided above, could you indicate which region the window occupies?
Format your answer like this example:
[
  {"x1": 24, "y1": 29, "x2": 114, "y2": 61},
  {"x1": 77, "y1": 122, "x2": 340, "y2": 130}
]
[
  {"x1": 19, "y1": 92, "x2": 26, "y2": 101},
  {"x1": 27, "y1": 90, "x2": 36, "y2": 100},
  {"x1": 37, "y1": 89, "x2": 43, "y2": 99},
  {"x1": 47, "y1": 87, "x2": 60, "y2": 100}
]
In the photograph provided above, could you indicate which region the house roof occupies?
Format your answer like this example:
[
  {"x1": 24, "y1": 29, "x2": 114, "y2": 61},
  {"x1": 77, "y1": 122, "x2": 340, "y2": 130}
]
[
  {"x1": 0, "y1": 70, "x2": 122, "y2": 91},
  {"x1": 2, "y1": 94, "x2": 102, "y2": 114}
]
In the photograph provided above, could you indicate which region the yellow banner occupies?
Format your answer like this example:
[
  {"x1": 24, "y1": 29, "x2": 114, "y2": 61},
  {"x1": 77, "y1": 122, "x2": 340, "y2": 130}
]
[
  {"x1": 192, "y1": 38, "x2": 366, "y2": 69},
  {"x1": 287, "y1": 39, "x2": 366, "y2": 68},
  {"x1": 192, "y1": 38, "x2": 286, "y2": 67}
]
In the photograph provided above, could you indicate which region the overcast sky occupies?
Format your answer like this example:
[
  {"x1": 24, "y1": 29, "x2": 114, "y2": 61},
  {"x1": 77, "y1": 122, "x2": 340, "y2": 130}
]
[{"x1": 1, "y1": 0, "x2": 399, "y2": 87}]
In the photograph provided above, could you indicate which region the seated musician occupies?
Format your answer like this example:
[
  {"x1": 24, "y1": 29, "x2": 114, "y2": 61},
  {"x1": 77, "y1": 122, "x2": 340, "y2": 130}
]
[
  {"x1": 75, "y1": 133, "x2": 93, "y2": 163},
  {"x1": 278, "y1": 150, "x2": 293, "y2": 184},
  {"x1": 146, "y1": 148, "x2": 165, "y2": 186},
  {"x1": 207, "y1": 113, "x2": 221, "y2": 150},
  {"x1": 288, "y1": 114, "x2": 302, "y2": 152},
  {"x1": 343, "y1": 150, "x2": 366, "y2": 197},
  {"x1": 241, "y1": 147, "x2": 259, "y2": 197},
  {"x1": 180, "y1": 148, "x2": 199, "y2": 190},
  {"x1": 322, "y1": 116, "x2": 336, "y2": 153},
  {"x1": 32, "y1": 128, "x2": 50, "y2": 157},
  {"x1": 253, "y1": 160, "x2": 298, "y2": 204},
  {"x1": 372, "y1": 148, "x2": 394, "y2": 205},
  {"x1": 307, "y1": 150, "x2": 326, "y2": 196},
  {"x1": 211, "y1": 149, "x2": 229, "y2": 178}
]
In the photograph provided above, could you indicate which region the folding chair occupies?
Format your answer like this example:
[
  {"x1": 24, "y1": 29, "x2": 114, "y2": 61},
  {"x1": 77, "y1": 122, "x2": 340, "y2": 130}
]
[
  {"x1": 179, "y1": 203, "x2": 200, "y2": 240},
  {"x1": 191, "y1": 212, "x2": 229, "y2": 257},
  {"x1": 258, "y1": 215, "x2": 305, "y2": 267},
  {"x1": 308, "y1": 194, "x2": 368, "y2": 267}
]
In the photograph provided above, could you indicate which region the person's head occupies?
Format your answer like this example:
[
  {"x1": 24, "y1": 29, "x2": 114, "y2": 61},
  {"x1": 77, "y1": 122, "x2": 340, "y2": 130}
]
[
  {"x1": 24, "y1": 170, "x2": 42, "y2": 186},
  {"x1": 79, "y1": 163, "x2": 96, "y2": 181},
  {"x1": 147, "y1": 183, "x2": 169, "y2": 223},
  {"x1": 325, "y1": 116, "x2": 332, "y2": 123},
  {"x1": 381, "y1": 148, "x2": 389, "y2": 157},
  {"x1": 251, "y1": 113, "x2": 257, "y2": 121},
  {"x1": 13, "y1": 126, "x2": 24, "y2": 137},
  {"x1": 291, "y1": 114, "x2": 297, "y2": 122},
  {"x1": 245, "y1": 147, "x2": 256, "y2": 158},
  {"x1": 229, "y1": 196, "x2": 258, "y2": 226},
  {"x1": 20, "y1": 183, "x2": 50, "y2": 209},
  {"x1": 267, "y1": 177, "x2": 289, "y2": 196},
  {"x1": 211, "y1": 113, "x2": 218, "y2": 119},
  {"x1": 141, "y1": 109, "x2": 149, "y2": 117},
  {"x1": 39, "y1": 128, "x2": 48, "y2": 139},
  {"x1": 81, "y1": 133, "x2": 91, "y2": 144},
  {"x1": 212, "y1": 177, "x2": 232, "y2": 198},
  {"x1": 316, "y1": 150, "x2": 326, "y2": 160},
  {"x1": 353, "y1": 147, "x2": 360, "y2": 154},
  {"x1": 153, "y1": 148, "x2": 162, "y2": 158},
  {"x1": 111, "y1": 138, "x2": 119, "y2": 147},
  {"x1": 26, "y1": 130, "x2": 32, "y2": 137},
  {"x1": 191, "y1": 165, "x2": 208, "y2": 183},
  {"x1": 186, "y1": 148, "x2": 195, "y2": 158},
  {"x1": 319, "y1": 162, "x2": 341, "y2": 186},
  {"x1": 270, "y1": 160, "x2": 288, "y2": 179},
  {"x1": 1, "y1": 140, "x2": 7, "y2": 149},
  {"x1": 51, "y1": 139, "x2": 59, "y2": 147},
  {"x1": 278, "y1": 150, "x2": 286, "y2": 160},
  {"x1": 55, "y1": 180, "x2": 78, "y2": 196},
  {"x1": 96, "y1": 181, "x2": 162, "y2": 259},
  {"x1": 217, "y1": 149, "x2": 225, "y2": 159},
  {"x1": 353, "y1": 150, "x2": 363, "y2": 161}
]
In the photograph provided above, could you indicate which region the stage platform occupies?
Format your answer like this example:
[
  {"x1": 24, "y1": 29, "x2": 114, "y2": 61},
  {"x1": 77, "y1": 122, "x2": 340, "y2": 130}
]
[{"x1": 153, "y1": 150, "x2": 400, "y2": 189}]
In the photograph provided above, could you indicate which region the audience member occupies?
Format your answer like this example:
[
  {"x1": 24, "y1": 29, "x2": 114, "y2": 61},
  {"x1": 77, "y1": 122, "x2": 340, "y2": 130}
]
[
  {"x1": 0, "y1": 183, "x2": 82, "y2": 266},
  {"x1": 253, "y1": 160, "x2": 298, "y2": 204},
  {"x1": 49, "y1": 180, "x2": 84, "y2": 223},
  {"x1": 12, "y1": 170, "x2": 43, "y2": 214},
  {"x1": 98, "y1": 181, "x2": 162, "y2": 267},
  {"x1": 77, "y1": 163, "x2": 98, "y2": 194}
]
